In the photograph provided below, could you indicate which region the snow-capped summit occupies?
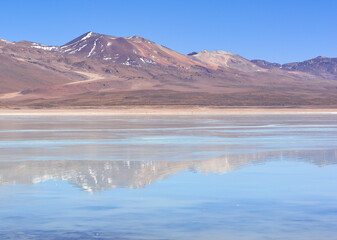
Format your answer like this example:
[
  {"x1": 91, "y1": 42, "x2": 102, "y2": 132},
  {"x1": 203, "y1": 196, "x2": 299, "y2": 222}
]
[
  {"x1": 19, "y1": 31, "x2": 205, "y2": 68},
  {"x1": 57, "y1": 31, "x2": 204, "y2": 68}
]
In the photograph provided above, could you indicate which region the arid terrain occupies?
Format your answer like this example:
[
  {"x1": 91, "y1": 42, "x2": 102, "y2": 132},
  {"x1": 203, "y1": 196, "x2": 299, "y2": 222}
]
[{"x1": 1, "y1": 32, "x2": 337, "y2": 108}]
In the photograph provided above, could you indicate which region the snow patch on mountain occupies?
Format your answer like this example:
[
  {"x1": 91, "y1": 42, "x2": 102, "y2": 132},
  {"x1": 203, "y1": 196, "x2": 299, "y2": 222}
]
[
  {"x1": 31, "y1": 43, "x2": 58, "y2": 51},
  {"x1": 87, "y1": 38, "x2": 98, "y2": 57},
  {"x1": 80, "y1": 32, "x2": 93, "y2": 41}
]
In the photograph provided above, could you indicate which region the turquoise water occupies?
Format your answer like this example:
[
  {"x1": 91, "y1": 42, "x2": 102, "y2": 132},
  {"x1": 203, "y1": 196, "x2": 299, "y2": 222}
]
[{"x1": 0, "y1": 114, "x2": 336, "y2": 239}]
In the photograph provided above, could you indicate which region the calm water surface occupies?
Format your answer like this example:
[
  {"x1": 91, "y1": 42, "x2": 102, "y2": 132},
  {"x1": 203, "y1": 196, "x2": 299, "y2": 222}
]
[{"x1": 0, "y1": 114, "x2": 337, "y2": 239}]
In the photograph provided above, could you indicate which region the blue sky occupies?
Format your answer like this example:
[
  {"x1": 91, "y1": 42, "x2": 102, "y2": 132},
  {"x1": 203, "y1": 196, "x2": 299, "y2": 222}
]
[{"x1": 1, "y1": 0, "x2": 336, "y2": 63}]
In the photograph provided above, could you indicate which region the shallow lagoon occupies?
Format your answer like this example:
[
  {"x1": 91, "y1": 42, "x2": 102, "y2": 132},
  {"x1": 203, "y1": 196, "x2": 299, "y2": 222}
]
[{"x1": 0, "y1": 114, "x2": 337, "y2": 239}]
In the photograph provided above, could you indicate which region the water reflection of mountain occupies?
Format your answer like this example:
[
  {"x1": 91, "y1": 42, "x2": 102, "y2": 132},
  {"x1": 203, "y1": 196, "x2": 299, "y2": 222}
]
[{"x1": 0, "y1": 149, "x2": 336, "y2": 192}]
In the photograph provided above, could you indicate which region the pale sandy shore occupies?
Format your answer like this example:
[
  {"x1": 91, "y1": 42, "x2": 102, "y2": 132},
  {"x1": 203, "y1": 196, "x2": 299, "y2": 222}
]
[{"x1": 0, "y1": 107, "x2": 336, "y2": 115}]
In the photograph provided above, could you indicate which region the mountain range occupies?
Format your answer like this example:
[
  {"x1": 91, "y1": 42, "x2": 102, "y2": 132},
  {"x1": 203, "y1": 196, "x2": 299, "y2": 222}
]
[{"x1": 1, "y1": 32, "x2": 337, "y2": 107}]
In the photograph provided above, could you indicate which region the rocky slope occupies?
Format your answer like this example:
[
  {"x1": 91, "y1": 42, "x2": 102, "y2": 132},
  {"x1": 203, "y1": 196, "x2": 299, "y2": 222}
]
[
  {"x1": 189, "y1": 50, "x2": 262, "y2": 72},
  {"x1": 251, "y1": 59, "x2": 281, "y2": 69},
  {"x1": 282, "y1": 56, "x2": 337, "y2": 80}
]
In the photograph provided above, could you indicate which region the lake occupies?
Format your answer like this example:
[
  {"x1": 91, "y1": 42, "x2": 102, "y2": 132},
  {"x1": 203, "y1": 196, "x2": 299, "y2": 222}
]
[{"x1": 0, "y1": 114, "x2": 337, "y2": 240}]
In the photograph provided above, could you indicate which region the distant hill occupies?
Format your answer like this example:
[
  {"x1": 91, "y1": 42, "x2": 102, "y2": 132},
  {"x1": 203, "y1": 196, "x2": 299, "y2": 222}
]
[{"x1": 251, "y1": 56, "x2": 337, "y2": 80}]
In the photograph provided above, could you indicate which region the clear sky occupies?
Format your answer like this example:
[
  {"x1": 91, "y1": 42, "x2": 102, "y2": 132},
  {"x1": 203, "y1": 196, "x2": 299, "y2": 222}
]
[{"x1": 1, "y1": 0, "x2": 336, "y2": 63}]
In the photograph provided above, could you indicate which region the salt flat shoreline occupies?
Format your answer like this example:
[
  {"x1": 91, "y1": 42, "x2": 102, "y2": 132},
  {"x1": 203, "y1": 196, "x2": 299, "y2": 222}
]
[{"x1": 0, "y1": 107, "x2": 336, "y2": 115}]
